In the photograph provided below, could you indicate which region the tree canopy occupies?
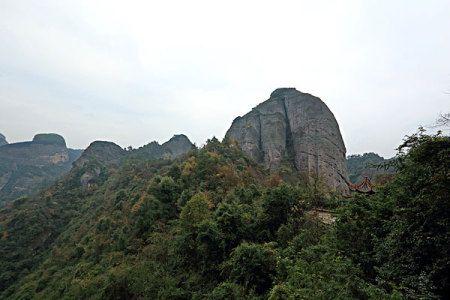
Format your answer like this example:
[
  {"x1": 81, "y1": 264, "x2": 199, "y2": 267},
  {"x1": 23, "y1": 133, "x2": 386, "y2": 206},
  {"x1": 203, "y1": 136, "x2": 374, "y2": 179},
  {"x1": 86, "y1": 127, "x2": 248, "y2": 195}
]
[{"x1": 0, "y1": 131, "x2": 448, "y2": 299}]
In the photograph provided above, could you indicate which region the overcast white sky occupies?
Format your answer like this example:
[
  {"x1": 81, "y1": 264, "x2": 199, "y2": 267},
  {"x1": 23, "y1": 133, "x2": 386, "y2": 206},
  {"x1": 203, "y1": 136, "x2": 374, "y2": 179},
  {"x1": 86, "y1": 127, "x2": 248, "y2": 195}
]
[{"x1": 1, "y1": 0, "x2": 449, "y2": 157}]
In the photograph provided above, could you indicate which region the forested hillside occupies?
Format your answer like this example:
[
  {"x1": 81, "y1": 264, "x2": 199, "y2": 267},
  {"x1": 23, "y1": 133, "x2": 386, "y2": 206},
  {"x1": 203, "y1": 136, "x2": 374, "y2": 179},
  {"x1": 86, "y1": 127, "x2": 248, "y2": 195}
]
[
  {"x1": 0, "y1": 132, "x2": 448, "y2": 299},
  {"x1": 346, "y1": 152, "x2": 395, "y2": 184}
]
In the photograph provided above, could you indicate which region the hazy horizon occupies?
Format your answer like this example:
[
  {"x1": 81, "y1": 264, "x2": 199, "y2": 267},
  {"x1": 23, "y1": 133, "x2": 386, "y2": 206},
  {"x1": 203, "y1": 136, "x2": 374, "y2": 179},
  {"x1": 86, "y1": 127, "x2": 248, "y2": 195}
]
[{"x1": 1, "y1": 1, "x2": 449, "y2": 157}]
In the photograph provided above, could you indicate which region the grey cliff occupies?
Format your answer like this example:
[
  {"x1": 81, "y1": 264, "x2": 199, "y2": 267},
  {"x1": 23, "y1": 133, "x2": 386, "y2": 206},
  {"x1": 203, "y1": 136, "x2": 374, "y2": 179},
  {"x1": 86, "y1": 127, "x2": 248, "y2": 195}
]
[{"x1": 225, "y1": 88, "x2": 349, "y2": 193}]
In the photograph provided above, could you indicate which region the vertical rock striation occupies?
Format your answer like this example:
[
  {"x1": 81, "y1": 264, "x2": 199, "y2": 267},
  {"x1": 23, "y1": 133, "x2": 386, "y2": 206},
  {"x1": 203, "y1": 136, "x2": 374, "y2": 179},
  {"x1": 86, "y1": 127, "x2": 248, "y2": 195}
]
[
  {"x1": 225, "y1": 88, "x2": 349, "y2": 193},
  {"x1": 0, "y1": 133, "x2": 7, "y2": 147}
]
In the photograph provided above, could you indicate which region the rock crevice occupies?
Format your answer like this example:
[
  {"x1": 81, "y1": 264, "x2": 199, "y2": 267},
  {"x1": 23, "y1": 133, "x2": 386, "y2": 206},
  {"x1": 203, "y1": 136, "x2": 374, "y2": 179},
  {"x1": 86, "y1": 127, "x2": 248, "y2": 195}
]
[{"x1": 281, "y1": 97, "x2": 297, "y2": 170}]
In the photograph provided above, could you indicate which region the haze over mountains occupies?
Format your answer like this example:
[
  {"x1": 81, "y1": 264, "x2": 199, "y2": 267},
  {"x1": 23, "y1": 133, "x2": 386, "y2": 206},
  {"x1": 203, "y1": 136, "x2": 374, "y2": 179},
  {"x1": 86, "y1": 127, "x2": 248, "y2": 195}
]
[
  {"x1": 0, "y1": 87, "x2": 447, "y2": 299},
  {"x1": 0, "y1": 134, "x2": 82, "y2": 204},
  {"x1": 0, "y1": 132, "x2": 197, "y2": 204},
  {"x1": 0, "y1": 88, "x2": 393, "y2": 204},
  {"x1": 1, "y1": 0, "x2": 449, "y2": 297}
]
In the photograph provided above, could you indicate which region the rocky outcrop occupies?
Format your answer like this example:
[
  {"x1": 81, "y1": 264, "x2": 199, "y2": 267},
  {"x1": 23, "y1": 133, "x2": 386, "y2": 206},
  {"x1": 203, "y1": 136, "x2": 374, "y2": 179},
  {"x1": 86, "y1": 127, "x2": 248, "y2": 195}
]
[
  {"x1": 225, "y1": 88, "x2": 349, "y2": 193},
  {"x1": 32, "y1": 133, "x2": 66, "y2": 147},
  {"x1": 132, "y1": 134, "x2": 195, "y2": 160},
  {"x1": 73, "y1": 141, "x2": 126, "y2": 190},
  {"x1": 162, "y1": 134, "x2": 195, "y2": 158},
  {"x1": 0, "y1": 134, "x2": 82, "y2": 203},
  {"x1": 73, "y1": 136, "x2": 194, "y2": 189},
  {"x1": 0, "y1": 133, "x2": 7, "y2": 147},
  {"x1": 74, "y1": 141, "x2": 126, "y2": 168},
  {"x1": 135, "y1": 141, "x2": 170, "y2": 159},
  {"x1": 0, "y1": 135, "x2": 69, "y2": 166}
]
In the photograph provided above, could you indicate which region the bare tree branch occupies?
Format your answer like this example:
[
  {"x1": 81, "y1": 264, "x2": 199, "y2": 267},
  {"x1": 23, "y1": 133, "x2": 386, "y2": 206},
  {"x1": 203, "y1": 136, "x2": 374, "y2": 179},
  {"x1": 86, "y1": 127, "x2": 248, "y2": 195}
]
[{"x1": 436, "y1": 113, "x2": 450, "y2": 127}]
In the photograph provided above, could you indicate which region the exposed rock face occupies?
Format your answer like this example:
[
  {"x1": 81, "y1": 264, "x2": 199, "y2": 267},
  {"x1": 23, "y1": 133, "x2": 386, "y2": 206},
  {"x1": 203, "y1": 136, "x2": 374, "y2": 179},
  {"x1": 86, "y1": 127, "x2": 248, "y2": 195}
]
[
  {"x1": 0, "y1": 134, "x2": 82, "y2": 203},
  {"x1": 0, "y1": 135, "x2": 69, "y2": 166},
  {"x1": 225, "y1": 88, "x2": 349, "y2": 192},
  {"x1": 0, "y1": 133, "x2": 7, "y2": 147},
  {"x1": 74, "y1": 141, "x2": 126, "y2": 169},
  {"x1": 73, "y1": 141, "x2": 126, "y2": 190},
  {"x1": 162, "y1": 134, "x2": 195, "y2": 158},
  {"x1": 32, "y1": 133, "x2": 66, "y2": 147}
]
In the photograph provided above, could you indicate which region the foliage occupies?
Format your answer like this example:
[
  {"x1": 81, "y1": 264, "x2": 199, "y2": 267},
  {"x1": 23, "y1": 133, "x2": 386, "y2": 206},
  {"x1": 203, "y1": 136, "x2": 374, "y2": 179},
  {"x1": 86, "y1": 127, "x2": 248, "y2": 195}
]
[
  {"x1": 222, "y1": 242, "x2": 277, "y2": 294},
  {"x1": 0, "y1": 132, "x2": 448, "y2": 299},
  {"x1": 346, "y1": 152, "x2": 395, "y2": 184},
  {"x1": 337, "y1": 131, "x2": 450, "y2": 298},
  {"x1": 179, "y1": 193, "x2": 212, "y2": 228}
]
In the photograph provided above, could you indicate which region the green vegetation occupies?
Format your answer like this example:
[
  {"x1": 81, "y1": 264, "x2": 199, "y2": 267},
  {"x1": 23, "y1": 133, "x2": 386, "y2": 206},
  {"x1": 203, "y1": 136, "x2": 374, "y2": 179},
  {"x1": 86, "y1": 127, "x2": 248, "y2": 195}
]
[
  {"x1": 346, "y1": 152, "x2": 395, "y2": 184},
  {"x1": 0, "y1": 136, "x2": 82, "y2": 204},
  {"x1": 32, "y1": 133, "x2": 67, "y2": 147},
  {"x1": 0, "y1": 132, "x2": 448, "y2": 299}
]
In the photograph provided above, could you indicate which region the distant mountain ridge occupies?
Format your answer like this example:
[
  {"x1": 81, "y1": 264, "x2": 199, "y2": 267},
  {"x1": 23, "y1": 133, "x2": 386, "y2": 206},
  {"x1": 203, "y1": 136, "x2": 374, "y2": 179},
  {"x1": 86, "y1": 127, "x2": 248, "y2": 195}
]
[
  {"x1": 73, "y1": 134, "x2": 195, "y2": 190},
  {"x1": 346, "y1": 152, "x2": 395, "y2": 184},
  {"x1": 0, "y1": 106, "x2": 392, "y2": 204},
  {"x1": 0, "y1": 133, "x2": 195, "y2": 203},
  {"x1": 132, "y1": 134, "x2": 195, "y2": 160},
  {"x1": 0, "y1": 133, "x2": 82, "y2": 204}
]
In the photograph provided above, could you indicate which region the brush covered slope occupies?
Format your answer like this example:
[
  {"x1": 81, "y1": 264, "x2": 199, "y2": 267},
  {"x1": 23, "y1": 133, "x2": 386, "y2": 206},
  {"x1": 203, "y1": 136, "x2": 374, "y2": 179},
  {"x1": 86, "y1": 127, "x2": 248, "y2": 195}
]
[{"x1": 0, "y1": 132, "x2": 449, "y2": 299}]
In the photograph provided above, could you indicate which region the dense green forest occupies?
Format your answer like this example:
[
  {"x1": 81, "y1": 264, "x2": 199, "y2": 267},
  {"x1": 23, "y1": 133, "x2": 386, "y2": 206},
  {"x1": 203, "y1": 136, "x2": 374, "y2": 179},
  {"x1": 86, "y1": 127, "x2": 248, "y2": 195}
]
[{"x1": 0, "y1": 131, "x2": 448, "y2": 299}]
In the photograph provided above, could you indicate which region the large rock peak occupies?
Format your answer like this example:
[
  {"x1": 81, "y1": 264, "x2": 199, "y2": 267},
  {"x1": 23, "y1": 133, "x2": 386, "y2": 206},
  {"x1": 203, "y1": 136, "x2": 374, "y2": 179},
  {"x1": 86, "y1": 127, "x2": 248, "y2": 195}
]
[
  {"x1": 75, "y1": 141, "x2": 126, "y2": 168},
  {"x1": 0, "y1": 133, "x2": 7, "y2": 147},
  {"x1": 33, "y1": 133, "x2": 66, "y2": 147},
  {"x1": 270, "y1": 87, "x2": 298, "y2": 97},
  {"x1": 71, "y1": 141, "x2": 125, "y2": 189},
  {"x1": 225, "y1": 88, "x2": 349, "y2": 193},
  {"x1": 162, "y1": 134, "x2": 194, "y2": 157},
  {"x1": 0, "y1": 133, "x2": 70, "y2": 165},
  {"x1": 0, "y1": 133, "x2": 81, "y2": 203}
]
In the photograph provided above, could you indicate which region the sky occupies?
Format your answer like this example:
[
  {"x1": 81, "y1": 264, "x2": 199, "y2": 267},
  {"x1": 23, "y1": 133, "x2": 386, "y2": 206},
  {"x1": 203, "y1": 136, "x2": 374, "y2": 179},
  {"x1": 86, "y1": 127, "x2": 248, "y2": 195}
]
[{"x1": 0, "y1": 0, "x2": 449, "y2": 158}]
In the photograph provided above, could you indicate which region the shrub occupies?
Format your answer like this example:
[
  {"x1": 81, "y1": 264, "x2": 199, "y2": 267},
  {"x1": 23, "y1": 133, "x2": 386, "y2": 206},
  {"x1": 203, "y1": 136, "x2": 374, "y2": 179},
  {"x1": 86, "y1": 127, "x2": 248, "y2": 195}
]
[{"x1": 223, "y1": 242, "x2": 277, "y2": 294}]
